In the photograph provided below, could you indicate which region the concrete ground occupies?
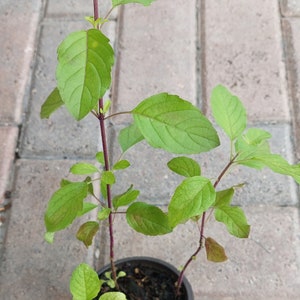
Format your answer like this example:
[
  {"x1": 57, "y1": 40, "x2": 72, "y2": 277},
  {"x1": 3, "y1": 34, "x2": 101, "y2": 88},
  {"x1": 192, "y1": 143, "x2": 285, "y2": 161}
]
[{"x1": 0, "y1": 0, "x2": 300, "y2": 299}]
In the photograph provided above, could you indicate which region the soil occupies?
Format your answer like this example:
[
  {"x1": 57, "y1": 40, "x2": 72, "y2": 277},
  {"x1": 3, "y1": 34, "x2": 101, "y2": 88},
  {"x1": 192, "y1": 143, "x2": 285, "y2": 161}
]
[{"x1": 96, "y1": 259, "x2": 189, "y2": 300}]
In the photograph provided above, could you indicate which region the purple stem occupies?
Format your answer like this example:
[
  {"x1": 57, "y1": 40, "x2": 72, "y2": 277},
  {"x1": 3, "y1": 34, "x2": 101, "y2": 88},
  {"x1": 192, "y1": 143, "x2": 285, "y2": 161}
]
[{"x1": 93, "y1": 0, "x2": 118, "y2": 287}]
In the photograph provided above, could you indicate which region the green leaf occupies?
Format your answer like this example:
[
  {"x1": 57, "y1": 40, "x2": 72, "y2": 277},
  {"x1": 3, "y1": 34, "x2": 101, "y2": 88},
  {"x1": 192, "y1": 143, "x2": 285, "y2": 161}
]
[
  {"x1": 76, "y1": 221, "x2": 100, "y2": 248},
  {"x1": 70, "y1": 163, "x2": 99, "y2": 175},
  {"x1": 205, "y1": 237, "x2": 228, "y2": 263},
  {"x1": 112, "y1": 0, "x2": 156, "y2": 7},
  {"x1": 132, "y1": 93, "x2": 220, "y2": 154},
  {"x1": 77, "y1": 202, "x2": 98, "y2": 217},
  {"x1": 99, "y1": 292, "x2": 127, "y2": 300},
  {"x1": 70, "y1": 263, "x2": 100, "y2": 300},
  {"x1": 253, "y1": 154, "x2": 300, "y2": 184},
  {"x1": 44, "y1": 182, "x2": 88, "y2": 232},
  {"x1": 98, "y1": 208, "x2": 111, "y2": 220},
  {"x1": 56, "y1": 29, "x2": 114, "y2": 120},
  {"x1": 235, "y1": 140, "x2": 271, "y2": 169},
  {"x1": 40, "y1": 87, "x2": 64, "y2": 119},
  {"x1": 167, "y1": 156, "x2": 201, "y2": 177},
  {"x1": 96, "y1": 151, "x2": 105, "y2": 164},
  {"x1": 118, "y1": 122, "x2": 144, "y2": 153},
  {"x1": 113, "y1": 186, "x2": 140, "y2": 209},
  {"x1": 126, "y1": 202, "x2": 172, "y2": 235},
  {"x1": 113, "y1": 160, "x2": 130, "y2": 170},
  {"x1": 168, "y1": 176, "x2": 216, "y2": 228},
  {"x1": 213, "y1": 188, "x2": 234, "y2": 207},
  {"x1": 235, "y1": 128, "x2": 272, "y2": 169},
  {"x1": 101, "y1": 171, "x2": 115, "y2": 185},
  {"x1": 211, "y1": 85, "x2": 247, "y2": 140},
  {"x1": 215, "y1": 205, "x2": 250, "y2": 238}
]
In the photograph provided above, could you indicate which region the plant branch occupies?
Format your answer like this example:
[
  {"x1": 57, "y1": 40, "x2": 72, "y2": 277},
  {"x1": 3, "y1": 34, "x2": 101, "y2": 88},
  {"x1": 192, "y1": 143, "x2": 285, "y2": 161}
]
[
  {"x1": 101, "y1": 6, "x2": 115, "y2": 29},
  {"x1": 176, "y1": 153, "x2": 239, "y2": 295},
  {"x1": 104, "y1": 110, "x2": 132, "y2": 120}
]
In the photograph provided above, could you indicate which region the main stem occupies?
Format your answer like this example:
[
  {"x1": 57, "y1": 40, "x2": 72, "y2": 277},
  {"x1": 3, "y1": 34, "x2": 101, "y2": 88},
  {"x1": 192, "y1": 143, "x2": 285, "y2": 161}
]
[
  {"x1": 94, "y1": 0, "x2": 118, "y2": 288},
  {"x1": 176, "y1": 154, "x2": 238, "y2": 295}
]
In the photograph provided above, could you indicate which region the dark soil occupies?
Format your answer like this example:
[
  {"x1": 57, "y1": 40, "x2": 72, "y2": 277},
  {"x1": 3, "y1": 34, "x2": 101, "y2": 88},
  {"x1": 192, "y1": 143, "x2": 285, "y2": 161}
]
[{"x1": 96, "y1": 260, "x2": 188, "y2": 300}]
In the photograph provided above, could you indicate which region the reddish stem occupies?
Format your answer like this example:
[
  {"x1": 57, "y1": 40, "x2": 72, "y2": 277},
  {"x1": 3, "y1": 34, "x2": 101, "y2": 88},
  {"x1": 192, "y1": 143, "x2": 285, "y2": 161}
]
[{"x1": 93, "y1": 0, "x2": 118, "y2": 288}]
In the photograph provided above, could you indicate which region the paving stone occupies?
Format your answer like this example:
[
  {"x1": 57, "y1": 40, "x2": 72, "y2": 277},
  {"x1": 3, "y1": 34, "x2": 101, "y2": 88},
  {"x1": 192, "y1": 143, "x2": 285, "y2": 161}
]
[
  {"x1": 112, "y1": 0, "x2": 197, "y2": 124},
  {"x1": 0, "y1": 127, "x2": 18, "y2": 205},
  {"x1": 280, "y1": 0, "x2": 300, "y2": 16},
  {"x1": 0, "y1": 159, "x2": 97, "y2": 300},
  {"x1": 203, "y1": 0, "x2": 290, "y2": 123},
  {"x1": 45, "y1": 0, "x2": 118, "y2": 20},
  {"x1": 0, "y1": 0, "x2": 42, "y2": 124},
  {"x1": 98, "y1": 206, "x2": 300, "y2": 300},
  {"x1": 281, "y1": 19, "x2": 300, "y2": 160},
  {"x1": 19, "y1": 20, "x2": 116, "y2": 159}
]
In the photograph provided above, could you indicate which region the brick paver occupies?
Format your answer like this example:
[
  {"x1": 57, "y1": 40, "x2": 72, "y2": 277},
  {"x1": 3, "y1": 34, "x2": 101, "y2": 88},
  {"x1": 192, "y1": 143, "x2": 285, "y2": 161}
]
[{"x1": 203, "y1": 0, "x2": 290, "y2": 123}]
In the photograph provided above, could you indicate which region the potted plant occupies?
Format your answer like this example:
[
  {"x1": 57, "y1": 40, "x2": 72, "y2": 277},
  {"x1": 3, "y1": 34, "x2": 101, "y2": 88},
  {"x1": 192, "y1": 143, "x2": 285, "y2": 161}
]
[{"x1": 41, "y1": 0, "x2": 300, "y2": 299}]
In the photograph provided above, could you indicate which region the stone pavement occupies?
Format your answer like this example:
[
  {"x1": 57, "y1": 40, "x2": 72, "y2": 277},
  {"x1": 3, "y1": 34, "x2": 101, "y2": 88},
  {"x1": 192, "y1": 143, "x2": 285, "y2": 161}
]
[{"x1": 0, "y1": 0, "x2": 300, "y2": 299}]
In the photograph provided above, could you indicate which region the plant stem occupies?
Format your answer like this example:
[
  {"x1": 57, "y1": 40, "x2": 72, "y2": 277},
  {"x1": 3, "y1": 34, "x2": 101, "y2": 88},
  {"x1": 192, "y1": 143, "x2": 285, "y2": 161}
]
[
  {"x1": 93, "y1": 0, "x2": 99, "y2": 22},
  {"x1": 176, "y1": 153, "x2": 238, "y2": 295},
  {"x1": 98, "y1": 98, "x2": 118, "y2": 288},
  {"x1": 93, "y1": 0, "x2": 118, "y2": 289}
]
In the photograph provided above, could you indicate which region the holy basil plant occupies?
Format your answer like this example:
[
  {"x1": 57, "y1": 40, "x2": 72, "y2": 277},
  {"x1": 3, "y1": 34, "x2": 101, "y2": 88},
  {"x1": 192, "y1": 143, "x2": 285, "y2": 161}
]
[{"x1": 41, "y1": 0, "x2": 300, "y2": 299}]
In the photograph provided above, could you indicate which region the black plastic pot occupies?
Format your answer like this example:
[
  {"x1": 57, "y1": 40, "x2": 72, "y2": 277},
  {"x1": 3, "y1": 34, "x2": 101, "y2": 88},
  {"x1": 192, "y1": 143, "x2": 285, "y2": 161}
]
[{"x1": 95, "y1": 256, "x2": 194, "y2": 300}]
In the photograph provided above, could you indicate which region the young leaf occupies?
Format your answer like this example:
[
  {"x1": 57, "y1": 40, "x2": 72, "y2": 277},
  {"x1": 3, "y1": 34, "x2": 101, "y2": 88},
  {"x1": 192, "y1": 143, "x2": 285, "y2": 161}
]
[
  {"x1": 44, "y1": 182, "x2": 88, "y2": 232},
  {"x1": 70, "y1": 163, "x2": 99, "y2": 175},
  {"x1": 211, "y1": 85, "x2": 247, "y2": 140},
  {"x1": 96, "y1": 151, "x2": 105, "y2": 164},
  {"x1": 102, "y1": 99, "x2": 112, "y2": 114},
  {"x1": 99, "y1": 292, "x2": 127, "y2": 300},
  {"x1": 40, "y1": 87, "x2": 64, "y2": 119},
  {"x1": 70, "y1": 263, "x2": 101, "y2": 300},
  {"x1": 98, "y1": 208, "x2": 111, "y2": 220},
  {"x1": 205, "y1": 237, "x2": 228, "y2": 262},
  {"x1": 167, "y1": 156, "x2": 201, "y2": 177},
  {"x1": 101, "y1": 181, "x2": 108, "y2": 200},
  {"x1": 236, "y1": 128, "x2": 272, "y2": 148},
  {"x1": 44, "y1": 231, "x2": 55, "y2": 244},
  {"x1": 113, "y1": 186, "x2": 140, "y2": 209},
  {"x1": 126, "y1": 202, "x2": 172, "y2": 235},
  {"x1": 214, "y1": 206, "x2": 250, "y2": 238},
  {"x1": 132, "y1": 93, "x2": 220, "y2": 154},
  {"x1": 56, "y1": 29, "x2": 114, "y2": 120},
  {"x1": 101, "y1": 171, "x2": 115, "y2": 185},
  {"x1": 77, "y1": 202, "x2": 98, "y2": 217},
  {"x1": 213, "y1": 188, "x2": 234, "y2": 207},
  {"x1": 112, "y1": 0, "x2": 156, "y2": 7},
  {"x1": 118, "y1": 122, "x2": 144, "y2": 153},
  {"x1": 76, "y1": 221, "x2": 100, "y2": 248},
  {"x1": 168, "y1": 176, "x2": 216, "y2": 228},
  {"x1": 113, "y1": 160, "x2": 130, "y2": 170}
]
